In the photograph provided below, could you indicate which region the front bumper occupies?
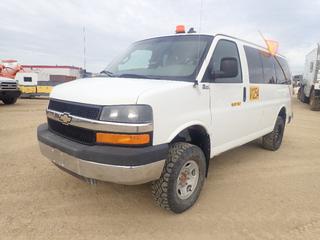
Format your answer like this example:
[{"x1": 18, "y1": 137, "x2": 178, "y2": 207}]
[{"x1": 37, "y1": 124, "x2": 168, "y2": 185}]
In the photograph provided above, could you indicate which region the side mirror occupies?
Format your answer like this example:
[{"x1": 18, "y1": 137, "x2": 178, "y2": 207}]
[{"x1": 212, "y1": 57, "x2": 238, "y2": 79}]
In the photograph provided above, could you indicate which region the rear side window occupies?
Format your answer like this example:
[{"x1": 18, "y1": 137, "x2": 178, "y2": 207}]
[
  {"x1": 244, "y1": 45, "x2": 291, "y2": 85},
  {"x1": 277, "y1": 57, "x2": 291, "y2": 84},
  {"x1": 274, "y1": 59, "x2": 286, "y2": 84},
  {"x1": 244, "y1": 46, "x2": 264, "y2": 83},
  {"x1": 261, "y1": 53, "x2": 276, "y2": 84}
]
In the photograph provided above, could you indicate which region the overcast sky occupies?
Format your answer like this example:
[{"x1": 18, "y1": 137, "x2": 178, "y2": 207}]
[{"x1": 1, "y1": 0, "x2": 320, "y2": 74}]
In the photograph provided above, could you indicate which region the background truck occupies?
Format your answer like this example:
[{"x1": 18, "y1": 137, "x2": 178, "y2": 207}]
[
  {"x1": 0, "y1": 60, "x2": 22, "y2": 104},
  {"x1": 0, "y1": 77, "x2": 21, "y2": 104},
  {"x1": 298, "y1": 43, "x2": 320, "y2": 110},
  {"x1": 292, "y1": 74, "x2": 302, "y2": 87}
]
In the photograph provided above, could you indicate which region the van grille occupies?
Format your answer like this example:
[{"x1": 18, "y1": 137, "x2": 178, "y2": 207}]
[
  {"x1": 0, "y1": 82, "x2": 18, "y2": 90},
  {"x1": 48, "y1": 99, "x2": 102, "y2": 120},
  {"x1": 48, "y1": 118, "x2": 96, "y2": 145}
]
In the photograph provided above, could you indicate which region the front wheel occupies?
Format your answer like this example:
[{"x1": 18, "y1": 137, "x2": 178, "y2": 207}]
[
  {"x1": 152, "y1": 142, "x2": 206, "y2": 213},
  {"x1": 2, "y1": 96, "x2": 17, "y2": 105}
]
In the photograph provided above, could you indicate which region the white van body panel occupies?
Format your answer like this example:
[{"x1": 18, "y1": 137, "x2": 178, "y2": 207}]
[{"x1": 137, "y1": 81, "x2": 211, "y2": 148}]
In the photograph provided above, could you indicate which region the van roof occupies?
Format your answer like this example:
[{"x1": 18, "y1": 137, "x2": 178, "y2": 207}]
[
  {"x1": 215, "y1": 33, "x2": 286, "y2": 58},
  {"x1": 142, "y1": 33, "x2": 286, "y2": 59}
]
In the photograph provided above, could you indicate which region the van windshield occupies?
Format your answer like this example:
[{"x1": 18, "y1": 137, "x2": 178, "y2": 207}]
[{"x1": 103, "y1": 35, "x2": 213, "y2": 81}]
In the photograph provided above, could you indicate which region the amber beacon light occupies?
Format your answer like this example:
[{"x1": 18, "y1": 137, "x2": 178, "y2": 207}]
[{"x1": 175, "y1": 25, "x2": 186, "y2": 34}]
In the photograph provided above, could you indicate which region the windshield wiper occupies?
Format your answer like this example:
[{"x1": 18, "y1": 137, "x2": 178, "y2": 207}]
[
  {"x1": 115, "y1": 73, "x2": 153, "y2": 79},
  {"x1": 99, "y1": 70, "x2": 115, "y2": 77}
]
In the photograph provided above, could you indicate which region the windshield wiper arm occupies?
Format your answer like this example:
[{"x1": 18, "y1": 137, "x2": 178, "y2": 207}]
[
  {"x1": 115, "y1": 73, "x2": 152, "y2": 79},
  {"x1": 116, "y1": 73, "x2": 163, "y2": 79},
  {"x1": 99, "y1": 70, "x2": 115, "y2": 77}
]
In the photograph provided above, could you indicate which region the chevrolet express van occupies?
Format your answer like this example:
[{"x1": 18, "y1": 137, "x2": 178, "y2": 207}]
[{"x1": 37, "y1": 29, "x2": 293, "y2": 213}]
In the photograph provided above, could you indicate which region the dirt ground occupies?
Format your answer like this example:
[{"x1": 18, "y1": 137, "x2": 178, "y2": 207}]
[{"x1": 0, "y1": 97, "x2": 320, "y2": 240}]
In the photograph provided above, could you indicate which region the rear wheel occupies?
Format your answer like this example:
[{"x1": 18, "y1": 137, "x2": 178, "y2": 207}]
[
  {"x1": 309, "y1": 89, "x2": 320, "y2": 111},
  {"x1": 2, "y1": 96, "x2": 17, "y2": 105},
  {"x1": 262, "y1": 116, "x2": 285, "y2": 151},
  {"x1": 152, "y1": 142, "x2": 206, "y2": 213}
]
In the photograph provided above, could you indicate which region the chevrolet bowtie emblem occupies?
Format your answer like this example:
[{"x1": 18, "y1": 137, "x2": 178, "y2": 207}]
[{"x1": 58, "y1": 112, "x2": 72, "y2": 125}]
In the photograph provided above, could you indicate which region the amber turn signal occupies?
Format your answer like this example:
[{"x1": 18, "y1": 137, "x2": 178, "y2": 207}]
[{"x1": 96, "y1": 132, "x2": 150, "y2": 145}]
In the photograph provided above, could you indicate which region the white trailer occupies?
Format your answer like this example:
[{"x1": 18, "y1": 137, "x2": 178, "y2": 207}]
[{"x1": 298, "y1": 43, "x2": 320, "y2": 110}]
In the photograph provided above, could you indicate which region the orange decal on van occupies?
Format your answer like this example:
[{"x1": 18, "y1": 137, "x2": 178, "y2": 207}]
[{"x1": 250, "y1": 86, "x2": 260, "y2": 100}]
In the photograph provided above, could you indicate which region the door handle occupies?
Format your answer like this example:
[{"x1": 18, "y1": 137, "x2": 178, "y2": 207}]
[{"x1": 243, "y1": 87, "x2": 247, "y2": 102}]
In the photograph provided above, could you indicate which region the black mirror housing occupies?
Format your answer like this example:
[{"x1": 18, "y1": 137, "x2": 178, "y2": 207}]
[{"x1": 211, "y1": 57, "x2": 238, "y2": 79}]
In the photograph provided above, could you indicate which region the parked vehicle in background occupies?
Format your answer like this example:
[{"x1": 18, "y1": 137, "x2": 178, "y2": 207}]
[
  {"x1": 293, "y1": 74, "x2": 302, "y2": 87},
  {"x1": 298, "y1": 43, "x2": 320, "y2": 110},
  {"x1": 37, "y1": 27, "x2": 293, "y2": 213},
  {"x1": 16, "y1": 65, "x2": 84, "y2": 98},
  {"x1": 0, "y1": 77, "x2": 21, "y2": 104}
]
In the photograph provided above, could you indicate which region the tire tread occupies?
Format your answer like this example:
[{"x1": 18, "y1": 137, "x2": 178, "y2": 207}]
[{"x1": 151, "y1": 142, "x2": 195, "y2": 211}]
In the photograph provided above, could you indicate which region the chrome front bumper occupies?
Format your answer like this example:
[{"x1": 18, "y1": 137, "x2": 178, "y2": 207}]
[{"x1": 39, "y1": 142, "x2": 165, "y2": 185}]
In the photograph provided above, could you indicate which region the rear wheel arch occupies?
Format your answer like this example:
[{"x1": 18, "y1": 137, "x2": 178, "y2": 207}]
[{"x1": 278, "y1": 106, "x2": 287, "y2": 124}]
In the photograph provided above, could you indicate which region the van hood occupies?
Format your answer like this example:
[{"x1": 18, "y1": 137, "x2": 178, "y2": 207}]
[{"x1": 50, "y1": 77, "x2": 183, "y2": 105}]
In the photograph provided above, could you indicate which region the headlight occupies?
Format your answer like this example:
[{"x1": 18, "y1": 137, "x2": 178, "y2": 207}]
[{"x1": 99, "y1": 105, "x2": 153, "y2": 124}]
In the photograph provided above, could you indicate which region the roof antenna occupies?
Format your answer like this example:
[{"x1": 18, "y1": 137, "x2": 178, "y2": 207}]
[
  {"x1": 83, "y1": 26, "x2": 87, "y2": 71},
  {"x1": 199, "y1": 0, "x2": 204, "y2": 34},
  {"x1": 194, "y1": 0, "x2": 204, "y2": 87}
]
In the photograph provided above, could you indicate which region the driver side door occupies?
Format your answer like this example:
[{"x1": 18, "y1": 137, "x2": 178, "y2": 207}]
[{"x1": 203, "y1": 38, "x2": 251, "y2": 155}]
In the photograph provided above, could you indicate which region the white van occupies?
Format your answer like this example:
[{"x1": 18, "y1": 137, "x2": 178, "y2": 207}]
[{"x1": 37, "y1": 29, "x2": 293, "y2": 213}]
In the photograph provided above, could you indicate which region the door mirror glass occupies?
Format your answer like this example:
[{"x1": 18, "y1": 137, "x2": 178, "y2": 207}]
[{"x1": 212, "y1": 57, "x2": 238, "y2": 79}]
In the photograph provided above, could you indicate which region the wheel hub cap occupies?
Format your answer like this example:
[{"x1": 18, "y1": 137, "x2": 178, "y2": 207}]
[{"x1": 176, "y1": 160, "x2": 199, "y2": 200}]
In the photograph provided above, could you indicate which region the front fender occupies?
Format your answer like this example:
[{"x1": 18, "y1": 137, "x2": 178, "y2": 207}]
[{"x1": 167, "y1": 121, "x2": 211, "y2": 143}]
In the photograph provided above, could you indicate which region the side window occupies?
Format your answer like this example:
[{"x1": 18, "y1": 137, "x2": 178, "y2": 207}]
[
  {"x1": 244, "y1": 46, "x2": 264, "y2": 83},
  {"x1": 277, "y1": 57, "x2": 292, "y2": 84},
  {"x1": 274, "y1": 58, "x2": 288, "y2": 84},
  {"x1": 245, "y1": 45, "x2": 291, "y2": 85},
  {"x1": 261, "y1": 52, "x2": 276, "y2": 84},
  {"x1": 274, "y1": 60, "x2": 285, "y2": 84},
  {"x1": 24, "y1": 77, "x2": 32, "y2": 82},
  {"x1": 203, "y1": 40, "x2": 242, "y2": 83}
]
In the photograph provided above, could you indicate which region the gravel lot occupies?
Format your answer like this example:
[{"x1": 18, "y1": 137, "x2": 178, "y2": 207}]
[{"x1": 0, "y1": 97, "x2": 320, "y2": 240}]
